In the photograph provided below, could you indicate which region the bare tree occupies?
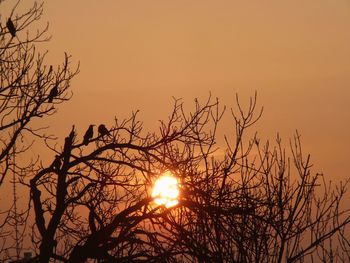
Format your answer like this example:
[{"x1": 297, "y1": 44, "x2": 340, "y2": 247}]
[
  {"x1": 1, "y1": 2, "x2": 349, "y2": 263},
  {"x1": 25, "y1": 95, "x2": 350, "y2": 262},
  {"x1": 27, "y1": 98, "x2": 222, "y2": 262},
  {"x1": 155, "y1": 95, "x2": 350, "y2": 263},
  {"x1": 0, "y1": 0, "x2": 78, "y2": 260}
]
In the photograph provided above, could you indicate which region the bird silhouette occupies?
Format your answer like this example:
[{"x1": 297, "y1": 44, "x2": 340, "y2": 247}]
[
  {"x1": 83, "y1": 125, "x2": 94, "y2": 145},
  {"x1": 48, "y1": 85, "x2": 58, "y2": 103},
  {"x1": 52, "y1": 155, "x2": 61, "y2": 171},
  {"x1": 68, "y1": 125, "x2": 76, "y2": 142},
  {"x1": 98, "y1": 124, "x2": 110, "y2": 137},
  {"x1": 63, "y1": 126, "x2": 75, "y2": 157},
  {"x1": 6, "y1": 18, "x2": 16, "y2": 37}
]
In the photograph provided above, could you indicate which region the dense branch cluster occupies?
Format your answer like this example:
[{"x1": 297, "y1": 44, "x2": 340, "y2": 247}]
[
  {"x1": 26, "y1": 96, "x2": 350, "y2": 262},
  {"x1": 0, "y1": 1, "x2": 78, "y2": 185},
  {"x1": 0, "y1": 1, "x2": 78, "y2": 259},
  {"x1": 28, "y1": 98, "x2": 222, "y2": 262},
  {"x1": 0, "y1": 1, "x2": 349, "y2": 263}
]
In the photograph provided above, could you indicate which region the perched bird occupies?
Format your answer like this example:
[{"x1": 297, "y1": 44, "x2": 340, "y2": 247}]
[
  {"x1": 52, "y1": 155, "x2": 61, "y2": 171},
  {"x1": 68, "y1": 125, "x2": 76, "y2": 143},
  {"x1": 48, "y1": 85, "x2": 58, "y2": 103},
  {"x1": 83, "y1": 125, "x2": 94, "y2": 145},
  {"x1": 98, "y1": 124, "x2": 110, "y2": 137},
  {"x1": 6, "y1": 18, "x2": 16, "y2": 37},
  {"x1": 63, "y1": 125, "x2": 76, "y2": 156}
]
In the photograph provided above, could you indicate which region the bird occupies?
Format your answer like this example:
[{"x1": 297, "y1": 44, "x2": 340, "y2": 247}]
[
  {"x1": 98, "y1": 124, "x2": 110, "y2": 137},
  {"x1": 6, "y1": 18, "x2": 16, "y2": 37},
  {"x1": 48, "y1": 85, "x2": 58, "y2": 103},
  {"x1": 63, "y1": 137, "x2": 71, "y2": 157},
  {"x1": 83, "y1": 125, "x2": 94, "y2": 145},
  {"x1": 68, "y1": 125, "x2": 76, "y2": 143},
  {"x1": 63, "y1": 125, "x2": 76, "y2": 155},
  {"x1": 52, "y1": 155, "x2": 61, "y2": 171}
]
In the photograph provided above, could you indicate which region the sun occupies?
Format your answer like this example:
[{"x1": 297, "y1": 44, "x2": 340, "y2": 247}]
[{"x1": 152, "y1": 172, "x2": 179, "y2": 208}]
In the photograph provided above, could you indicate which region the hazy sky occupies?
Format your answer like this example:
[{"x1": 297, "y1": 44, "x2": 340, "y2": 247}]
[{"x1": 3, "y1": 0, "x2": 350, "y2": 181}]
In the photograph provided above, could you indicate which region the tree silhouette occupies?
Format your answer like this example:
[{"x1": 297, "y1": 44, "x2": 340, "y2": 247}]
[
  {"x1": 0, "y1": 0, "x2": 78, "y2": 259},
  {"x1": 25, "y1": 96, "x2": 350, "y2": 262},
  {"x1": 1, "y1": 1, "x2": 350, "y2": 263}
]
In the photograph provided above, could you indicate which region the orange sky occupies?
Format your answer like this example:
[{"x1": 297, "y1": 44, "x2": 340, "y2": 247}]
[{"x1": 2, "y1": 0, "x2": 350, "y2": 181}]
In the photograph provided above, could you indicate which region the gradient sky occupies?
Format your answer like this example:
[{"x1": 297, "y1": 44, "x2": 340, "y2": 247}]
[{"x1": 2, "y1": 0, "x2": 350, "y2": 182}]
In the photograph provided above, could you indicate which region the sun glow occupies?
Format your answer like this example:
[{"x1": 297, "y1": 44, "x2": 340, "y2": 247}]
[{"x1": 152, "y1": 172, "x2": 179, "y2": 208}]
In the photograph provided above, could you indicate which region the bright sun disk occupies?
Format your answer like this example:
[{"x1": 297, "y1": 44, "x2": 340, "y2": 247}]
[{"x1": 152, "y1": 172, "x2": 179, "y2": 208}]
